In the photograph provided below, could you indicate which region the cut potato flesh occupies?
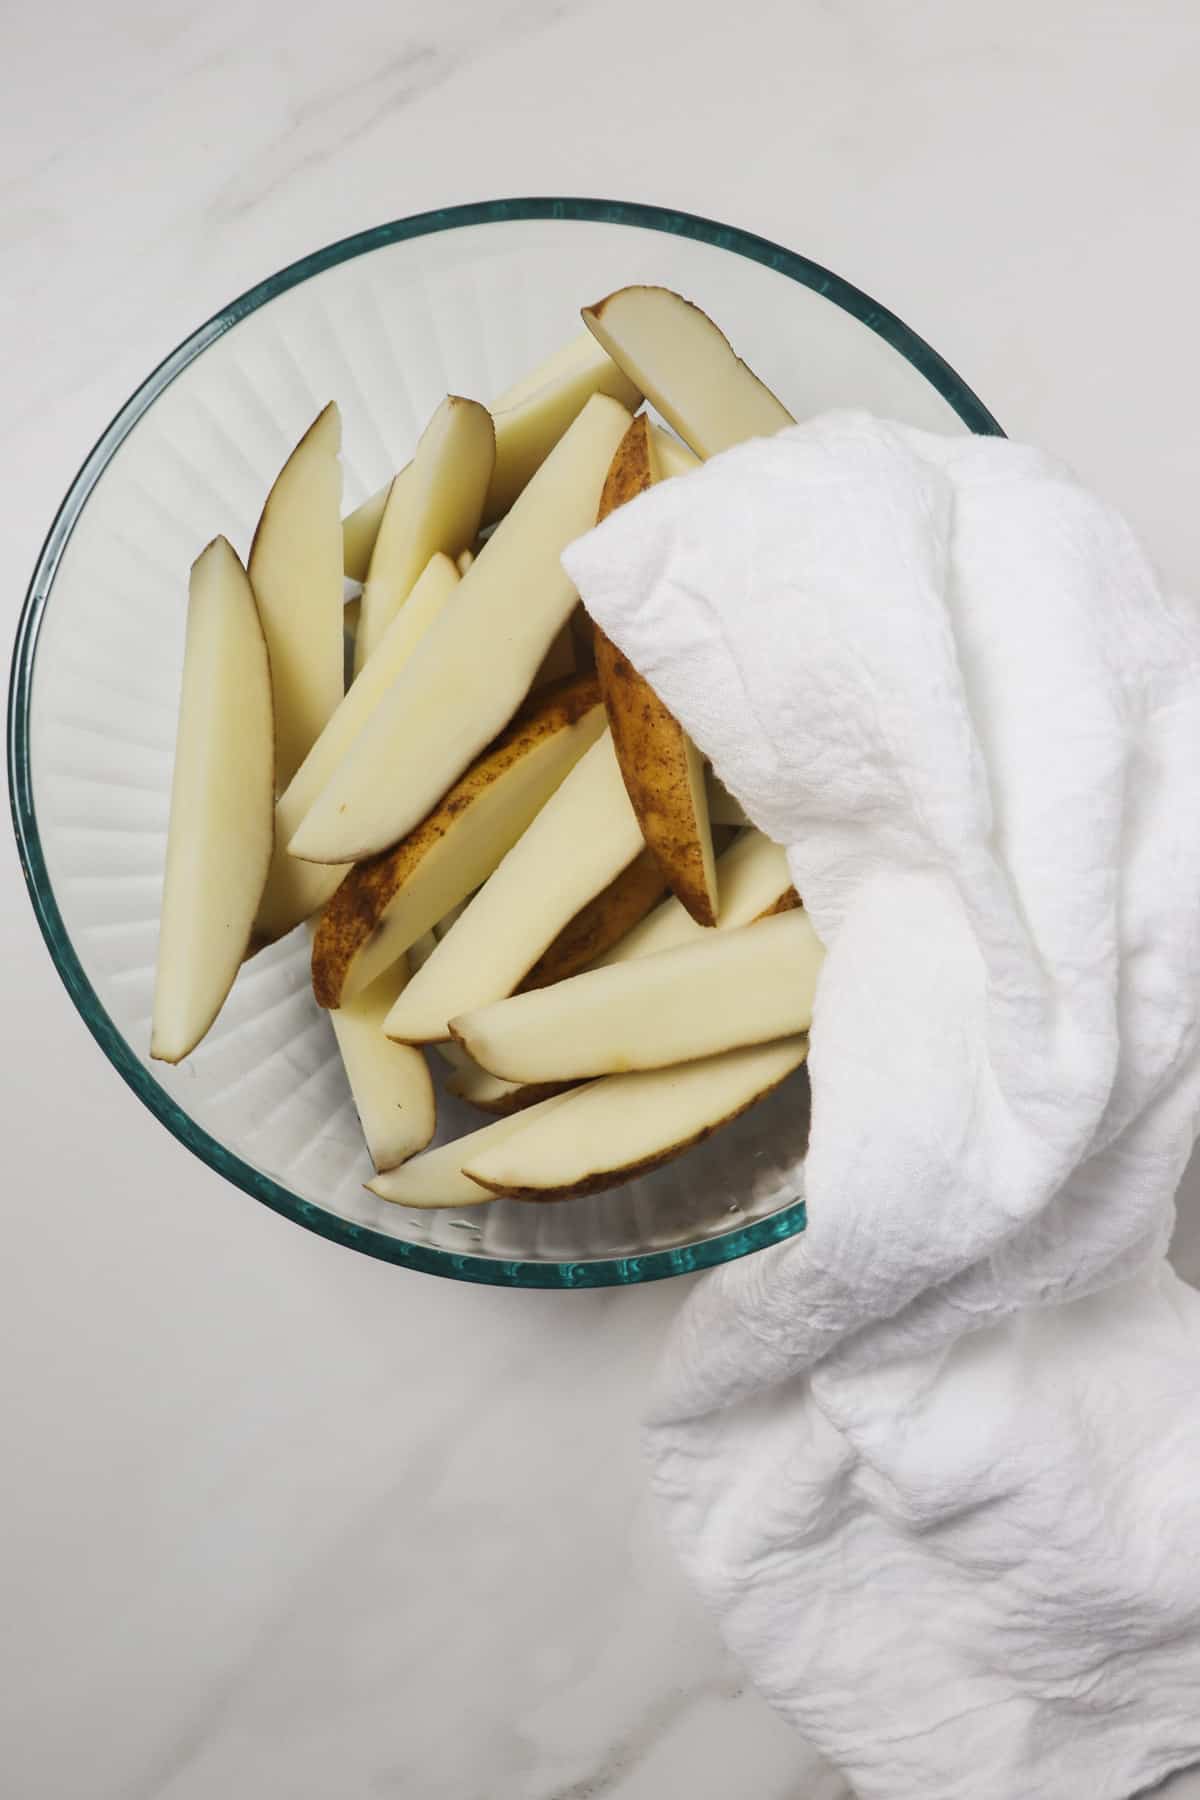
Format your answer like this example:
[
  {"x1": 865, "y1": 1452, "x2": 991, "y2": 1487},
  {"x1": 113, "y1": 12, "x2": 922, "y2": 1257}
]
[
  {"x1": 328, "y1": 957, "x2": 436, "y2": 1171},
  {"x1": 151, "y1": 538, "x2": 274, "y2": 1062},
  {"x1": 483, "y1": 335, "x2": 642, "y2": 521},
  {"x1": 341, "y1": 335, "x2": 642, "y2": 580},
  {"x1": 649, "y1": 426, "x2": 702, "y2": 479},
  {"x1": 593, "y1": 414, "x2": 718, "y2": 924},
  {"x1": 446, "y1": 1062, "x2": 569, "y2": 1116},
  {"x1": 248, "y1": 402, "x2": 343, "y2": 790},
  {"x1": 532, "y1": 621, "x2": 576, "y2": 690},
  {"x1": 368, "y1": 1090, "x2": 578, "y2": 1208},
  {"x1": 582, "y1": 286, "x2": 794, "y2": 459},
  {"x1": 518, "y1": 849, "x2": 667, "y2": 990},
  {"x1": 453, "y1": 908, "x2": 823, "y2": 1083},
  {"x1": 490, "y1": 329, "x2": 623, "y2": 410},
  {"x1": 455, "y1": 548, "x2": 474, "y2": 576},
  {"x1": 253, "y1": 553, "x2": 460, "y2": 944},
  {"x1": 707, "y1": 769, "x2": 751, "y2": 828},
  {"x1": 293, "y1": 394, "x2": 632, "y2": 863},
  {"x1": 383, "y1": 728, "x2": 644, "y2": 1043},
  {"x1": 433, "y1": 896, "x2": 472, "y2": 939},
  {"x1": 445, "y1": 850, "x2": 671, "y2": 1111},
  {"x1": 408, "y1": 929, "x2": 439, "y2": 973},
  {"x1": 431, "y1": 1037, "x2": 477, "y2": 1075},
  {"x1": 342, "y1": 481, "x2": 394, "y2": 588},
  {"x1": 309, "y1": 677, "x2": 605, "y2": 1008},
  {"x1": 597, "y1": 829, "x2": 793, "y2": 964},
  {"x1": 354, "y1": 397, "x2": 494, "y2": 672},
  {"x1": 462, "y1": 1039, "x2": 809, "y2": 1201}
]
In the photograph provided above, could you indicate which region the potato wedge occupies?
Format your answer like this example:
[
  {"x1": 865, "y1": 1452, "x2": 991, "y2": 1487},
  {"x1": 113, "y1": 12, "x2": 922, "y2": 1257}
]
[
  {"x1": 247, "y1": 402, "x2": 343, "y2": 790},
  {"x1": 649, "y1": 426, "x2": 702, "y2": 479},
  {"x1": 595, "y1": 829, "x2": 793, "y2": 964},
  {"x1": 382, "y1": 728, "x2": 644, "y2": 1043},
  {"x1": 328, "y1": 957, "x2": 436, "y2": 1171},
  {"x1": 408, "y1": 929, "x2": 439, "y2": 973},
  {"x1": 532, "y1": 620, "x2": 576, "y2": 690},
  {"x1": 253, "y1": 553, "x2": 460, "y2": 946},
  {"x1": 353, "y1": 396, "x2": 494, "y2": 672},
  {"x1": 452, "y1": 908, "x2": 823, "y2": 1083},
  {"x1": 341, "y1": 333, "x2": 642, "y2": 580},
  {"x1": 706, "y1": 769, "x2": 751, "y2": 828},
  {"x1": 592, "y1": 415, "x2": 718, "y2": 924},
  {"x1": 437, "y1": 832, "x2": 791, "y2": 1115},
  {"x1": 444, "y1": 1063, "x2": 570, "y2": 1116},
  {"x1": 310, "y1": 676, "x2": 605, "y2": 1009},
  {"x1": 433, "y1": 897, "x2": 472, "y2": 940},
  {"x1": 517, "y1": 849, "x2": 667, "y2": 990},
  {"x1": 582, "y1": 286, "x2": 794, "y2": 459},
  {"x1": 489, "y1": 329, "x2": 628, "y2": 411},
  {"x1": 151, "y1": 538, "x2": 274, "y2": 1063},
  {"x1": 292, "y1": 394, "x2": 632, "y2": 864},
  {"x1": 461, "y1": 1040, "x2": 809, "y2": 1201},
  {"x1": 368, "y1": 1089, "x2": 580, "y2": 1209}
]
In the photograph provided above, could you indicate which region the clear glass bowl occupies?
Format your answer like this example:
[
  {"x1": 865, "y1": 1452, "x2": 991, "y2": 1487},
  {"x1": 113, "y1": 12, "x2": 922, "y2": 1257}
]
[{"x1": 8, "y1": 198, "x2": 1000, "y2": 1286}]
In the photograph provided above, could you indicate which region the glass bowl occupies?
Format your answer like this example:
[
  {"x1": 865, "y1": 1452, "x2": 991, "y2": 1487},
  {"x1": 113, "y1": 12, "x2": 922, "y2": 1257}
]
[{"x1": 8, "y1": 198, "x2": 1000, "y2": 1286}]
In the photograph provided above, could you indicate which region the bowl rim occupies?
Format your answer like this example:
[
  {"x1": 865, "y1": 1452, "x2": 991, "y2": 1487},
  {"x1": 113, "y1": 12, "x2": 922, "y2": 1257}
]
[{"x1": 7, "y1": 196, "x2": 1002, "y2": 1287}]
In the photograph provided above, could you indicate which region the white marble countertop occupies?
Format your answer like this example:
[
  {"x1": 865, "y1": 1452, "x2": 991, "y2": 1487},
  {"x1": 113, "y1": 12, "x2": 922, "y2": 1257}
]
[{"x1": 5, "y1": 3, "x2": 1200, "y2": 1795}]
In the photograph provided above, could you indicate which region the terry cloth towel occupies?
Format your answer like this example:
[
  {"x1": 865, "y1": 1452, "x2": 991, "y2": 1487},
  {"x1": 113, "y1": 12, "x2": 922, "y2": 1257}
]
[{"x1": 563, "y1": 413, "x2": 1200, "y2": 1800}]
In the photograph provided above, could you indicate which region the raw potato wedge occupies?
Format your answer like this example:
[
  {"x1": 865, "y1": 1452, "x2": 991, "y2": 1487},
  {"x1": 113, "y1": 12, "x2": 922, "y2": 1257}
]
[
  {"x1": 649, "y1": 426, "x2": 702, "y2": 479},
  {"x1": 408, "y1": 930, "x2": 439, "y2": 973},
  {"x1": 592, "y1": 415, "x2": 718, "y2": 924},
  {"x1": 253, "y1": 553, "x2": 460, "y2": 945},
  {"x1": 484, "y1": 333, "x2": 643, "y2": 521},
  {"x1": 706, "y1": 769, "x2": 751, "y2": 828},
  {"x1": 582, "y1": 286, "x2": 794, "y2": 459},
  {"x1": 462, "y1": 1039, "x2": 810, "y2": 1201},
  {"x1": 292, "y1": 394, "x2": 632, "y2": 864},
  {"x1": 328, "y1": 957, "x2": 436, "y2": 1171},
  {"x1": 532, "y1": 621, "x2": 576, "y2": 690},
  {"x1": 248, "y1": 403, "x2": 344, "y2": 791},
  {"x1": 430, "y1": 918, "x2": 478, "y2": 1066},
  {"x1": 353, "y1": 397, "x2": 494, "y2": 672},
  {"x1": 431, "y1": 1037, "x2": 478, "y2": 1076},
  {"x1": 341, "y1": 334, "x2": 642, "y2": 580},
  {"x1": 455, "y1": 548, "x2": 474, "y2": 576},
  {"x1": 151, "y1": 538, "x2": 274, "y2": 1062},
  {"x1": 368, "y1": 1089, "x2": 580, "y2": 1208},
  {"x1": 433, "y1": 897, "x2": 472, "y2": 939},
  {"x1": 383, "y1": 729, "x2": 645, "y2": 1043},
  {"x1": 434, "y1": 1039, "x2": 564, "y2": 1123},
  {"x1": 596, "y1": 829, "x2": 793, "y2": 965},
  {"x1": 445, "y1": 1062, "x2": 570, "y2": 1116},
  {"x1": 343, "y1": 481, "x2": 396, "y2": 589},
  {"x1": 452, "y1": 908, "x2": 824, "y2": 1084},
  {"x1": 517, "y1": 849, "x2": 667, "y2": 990},
  {"x1": 489, "y1": 330, "x2": 626, "y2": 410},
  {"x1": 446, "y1": 847, "x2": 671, "y2": 1113},
  {"x1": 310, "y1": 676, "x2": 605, "y2": 1009}
]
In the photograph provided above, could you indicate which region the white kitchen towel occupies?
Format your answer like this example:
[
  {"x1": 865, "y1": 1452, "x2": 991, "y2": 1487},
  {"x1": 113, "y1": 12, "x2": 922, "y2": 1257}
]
[{"x1": 563, "y1": 413, "x2": 1200, "y2": 1800}]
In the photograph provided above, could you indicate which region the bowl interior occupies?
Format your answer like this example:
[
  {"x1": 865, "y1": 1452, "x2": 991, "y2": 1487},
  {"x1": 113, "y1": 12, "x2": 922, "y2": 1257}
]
[{"x1": 14, "y1": 201, "x2": 994, "y2": 1284}]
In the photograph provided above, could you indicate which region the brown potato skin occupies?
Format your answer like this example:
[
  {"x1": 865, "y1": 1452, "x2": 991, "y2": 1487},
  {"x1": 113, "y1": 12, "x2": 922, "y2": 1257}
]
[
  {"x1": 591, "y1": 414, "x2": 718, "y2": 926},
  {"x1": 310, "y1": 674, "x2": 600, "y2": 1008},
  {"x1": 516, "y1": 849, "x2": 668, "y2": 991}
]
